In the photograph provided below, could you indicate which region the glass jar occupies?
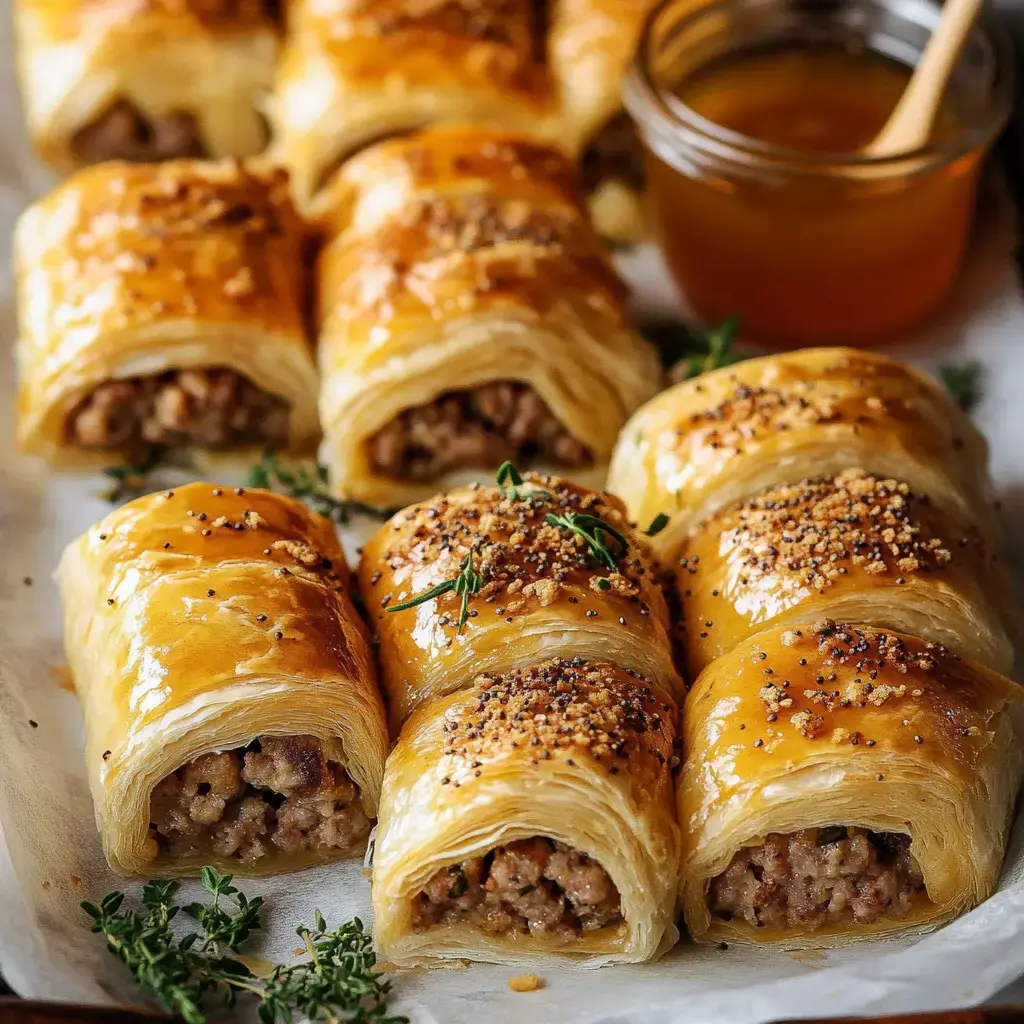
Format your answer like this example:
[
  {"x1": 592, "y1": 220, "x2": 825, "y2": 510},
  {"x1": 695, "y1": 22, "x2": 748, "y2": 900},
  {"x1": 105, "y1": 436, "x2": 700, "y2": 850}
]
[{"x1": 624, "y1": 0, "x2": 1012, "y2": 347}]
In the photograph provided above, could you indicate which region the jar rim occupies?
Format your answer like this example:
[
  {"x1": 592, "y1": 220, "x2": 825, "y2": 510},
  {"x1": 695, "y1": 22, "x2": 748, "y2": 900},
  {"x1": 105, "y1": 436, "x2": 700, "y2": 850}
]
[{"x1": 623, "y1": 0, "x2": 1014, "y2": 179}]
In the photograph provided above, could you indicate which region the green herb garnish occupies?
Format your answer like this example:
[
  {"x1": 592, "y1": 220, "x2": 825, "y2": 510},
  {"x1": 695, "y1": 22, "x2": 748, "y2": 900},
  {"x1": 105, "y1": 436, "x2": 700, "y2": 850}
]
[
  {"x1": 641, "y1": 315, "x2": 745, "y2": 378},
  {"x1": 495, "y1": 460, "x2": 552, "y2": 503},
  {"x1": 386, "y1": 550, "x2": 482, "y2": 633},
  {"x1": 545, "y1": 511, "x2": 629, "y2": 571},
  {"x1": 247, "y1": 451, "x2": 392, "y2": 525},
  {"x1": 82, "y1": 867, "x2": 405, "y2": 1024},
  {"x1": 101, "y1": 447, "x2": 165, "y2": 502},
  {"x1": 939, "y1": 360, "x2": 982, "y2": 412},
  {"x1": 645, "y1": 512, "x2": 671, "y2": 537}
]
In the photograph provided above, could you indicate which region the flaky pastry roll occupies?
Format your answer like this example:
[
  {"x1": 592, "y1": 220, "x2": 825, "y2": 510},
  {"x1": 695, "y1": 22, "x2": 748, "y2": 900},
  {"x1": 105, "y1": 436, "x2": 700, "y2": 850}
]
[
  {"x1": 358, "y1": 474, "x2": 680, "y2": 732},
  {"x1": 15, "y1": 159, "x2": 318, "y2": 463},
  {"x1": 14, "y1": 0, "x2": 277, "y2": 171},
  {"x1": 607, "y1": 348, "x2": 995, "y2": 551},
  {"x1": 373, "y1": 658, "x2": 680, "y2": 967},
  {"x1": 677, "y1": 469, "x2": 1014, "y2": 677},
  {"x1": 59, "y1": 483, "x2": 388, "y2": 876},
  {"x1": 548, "y1": 0, "x2": 657, "y2": 242},
  {"x1": 317, "y1": 126, "x2": 661, "y2": 509},
  {"x1": 273, "y1": 0, "x2": 558, "y2": 209},
  {"x1": 679, "y1": 621, "x2": 1024, "y2": 947}
]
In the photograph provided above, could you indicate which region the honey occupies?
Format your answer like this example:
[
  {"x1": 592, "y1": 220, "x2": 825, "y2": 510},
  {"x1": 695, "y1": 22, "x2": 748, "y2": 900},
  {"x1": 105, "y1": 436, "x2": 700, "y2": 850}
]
[{"x1": 626, "y1": 0, "x2": 1011, "y2": 348}]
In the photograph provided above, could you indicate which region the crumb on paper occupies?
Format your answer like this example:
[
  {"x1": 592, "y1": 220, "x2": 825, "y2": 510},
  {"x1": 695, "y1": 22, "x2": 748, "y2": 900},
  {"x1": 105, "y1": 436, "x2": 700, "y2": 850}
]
[
  {"x1": 70, "y1": 874, "x2": 82, "y2": 888},
  {"x1": 292, "y1": 947, "x2": 305, "y2": 957},
  {"x1": 41, "y1": 881, "x2": 50, "y2": 890},
  {"x1": 50, "y1": 664, "x2": 75, "y2": 693},
  {"x1": 508, "y1": 973, "x2": 543, "y2": 993}
]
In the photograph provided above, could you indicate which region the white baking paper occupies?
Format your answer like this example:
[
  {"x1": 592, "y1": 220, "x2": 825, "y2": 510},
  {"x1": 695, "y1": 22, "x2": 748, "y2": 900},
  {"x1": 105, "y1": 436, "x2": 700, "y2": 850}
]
[{"x1": 2, "y1": 5, "x2": 1024, "y2": 1020}]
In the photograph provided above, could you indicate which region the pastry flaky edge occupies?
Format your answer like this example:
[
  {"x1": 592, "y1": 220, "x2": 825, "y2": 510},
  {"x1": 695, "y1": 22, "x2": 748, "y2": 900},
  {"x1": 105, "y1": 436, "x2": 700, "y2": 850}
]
[
  {"x1": 358, "y1": 473, "x2": 682, "y2": 734},
  {"x1": 14, "y1": 0, "x2": 278, "y2": 171},
  {"x1": 372, "y1": 659, "x2": 681, "y2": 968},
  {"x1": 674, "y1": 468, "x2": 1016, "y2": 677},
  {"x1": 316, "y1": 125, "x2": 662, "y2": 510},
  {"x1": 58, "y1": 483, "x2": 389, "y2": 877},
  {"x1": 271, "y1": 0, "x2": 561, "y2": 211},
  {"x1": 607, "y1": 347, "x2": 998, "y2": 555},
  {"x1": 679, "y1": 621, "x2": 1024, "y2": 947},
  {"x1": 15, "y1": 158, "x2": 319, "y2": 464}
]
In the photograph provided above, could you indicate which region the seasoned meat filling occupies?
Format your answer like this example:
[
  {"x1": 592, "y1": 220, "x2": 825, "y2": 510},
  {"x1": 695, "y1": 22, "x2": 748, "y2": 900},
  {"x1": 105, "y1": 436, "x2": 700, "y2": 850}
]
[
  {"x1": 149, "y1": 736, "x2": 370, "y2": 866},
  {"x1": 68, "y1": 369, "x2": 289, "y2": 449},
  {"x1": 710, "y1": 827, "x2": 927, "y2": 930},
  {"x1": 72, "y1": 100, "x2": 206, "y2": 164},
  {"x1": 580, "y1": 113, "x2": 645, "y2": 194},
  {"x1": 368, "y1": 383, "x2": 591, "y2": 480},
  {"x1": 413, "y1": 837, "x2": 622, "y2": 941}
]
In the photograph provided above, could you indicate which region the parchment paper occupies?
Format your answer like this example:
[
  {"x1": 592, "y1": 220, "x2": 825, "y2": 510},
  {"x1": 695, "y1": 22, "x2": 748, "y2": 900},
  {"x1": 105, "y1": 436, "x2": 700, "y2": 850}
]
[{"x1": 3, "y1": 5, "x2": 1024, "y2": 1020}]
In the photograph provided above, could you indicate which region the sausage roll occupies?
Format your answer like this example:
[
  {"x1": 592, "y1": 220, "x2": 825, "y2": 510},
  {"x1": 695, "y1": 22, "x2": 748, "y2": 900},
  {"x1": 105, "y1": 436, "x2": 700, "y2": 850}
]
[
  {"x1": 358, "y1": 474, "x2": 680, "y2": 732},
  {"x1": 679, "y1": 621, "x2": 1024, "y2": 947},
  {"x1": 58, "y1": 483, "x2": 389, "y2": 877},
  {"x1": 273, "y1": 0, "x2": 558, "y2": 210},
  {"x1": 15, "y1": 159, "x2": 318, "y2": 464},
  {"x1": 607, "y1": 348, "x2": 995, "y2": 550},
  {"x1": 548, "y1": 0, "x2": 657, "y2": 243},
  {"x1": 677, "y1": 469, "x2": 1014, "y2": 677},
  {"x1": 317, "y1": 126, "x2": 661, "y2": 510},
  {"x1": 373, "y1": 658, "x2": 680, "y2": 966},
  {"x1": 14, "y1": 0, "x2": 278, "y2": 172}
]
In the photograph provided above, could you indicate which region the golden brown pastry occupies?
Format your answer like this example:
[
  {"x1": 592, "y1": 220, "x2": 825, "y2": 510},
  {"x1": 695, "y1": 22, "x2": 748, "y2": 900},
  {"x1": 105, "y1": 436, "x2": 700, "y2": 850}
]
[
  {"x1": 58, "y1": 483, "x2": 388, "y2": 877},
  {"x1": 607, "y1": 349, "x2": 996, "y2": 551},
  {"x1": 548, "y1": 0, "x2": 657, "y2": 242},
  {"x1": 358, "y1": 473, "x2": 681, "y2": 732},
  {"x1": 14, "y1": 0, "x2": 278, "y2": 171},
  {"x1": 272, "y1": 0, "x2": 559, "y2": 210},
  {"x1": 373, "y1": 658, "x2": 680, "y2": 966},
  {"x1": 15, "y1": 159, "x2": 318, "y2": 464},
  {"x1": 317, "y1": 126, "x2": 661, "y2": 510},
  {"x1": 679, "y1": 621, "x2": 1024, "y2": 947},
  {"x1": 676, "y1": 469, "x2": 1014, "y2": 677}
]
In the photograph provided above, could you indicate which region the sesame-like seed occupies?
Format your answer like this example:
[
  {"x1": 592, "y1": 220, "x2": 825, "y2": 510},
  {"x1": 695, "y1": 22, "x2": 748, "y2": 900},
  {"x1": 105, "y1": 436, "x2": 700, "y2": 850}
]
[
  {"x1": 256, "y1": 614, "x2": 267, "y2": 622},
  {"x1": 274, "y1": 631, "x2": 283, "y2": 640},
  {"x1": 202, "y1": 529, "x2": 211, "y2": 537},
  {"x1": 207, "y1": 589, "x2": 215, "y2": 597},
  {"x1": 197, "y1": 513, "x2": 207, "y2": 521},
  {"x1": 163, "y1": 541, "x2": 171, "y2": 549},
  {"x1": 107, "y1": 598, "x2": 115, "y2": 605},
  {"x1": 913, "y1": 735, "x2": 923, "y2": 744},
  {"x1": 213, "y1": 488, "x2": 222, "y2": 496},
  {"x1": 99, "y1": 533, "x2": 107, "y2": 540}
]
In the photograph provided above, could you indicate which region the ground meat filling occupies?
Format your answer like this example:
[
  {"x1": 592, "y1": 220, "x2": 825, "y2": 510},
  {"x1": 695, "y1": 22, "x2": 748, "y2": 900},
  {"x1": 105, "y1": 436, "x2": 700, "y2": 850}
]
[
  {"x1": 709, "y1": 827, "x2": 927, "y2": 931},
  {"x1": 368, "y1": 383, "x2": 592, "y2": 481},
  {"x1": 579, "y1": 113, "x2": 645, "y2": 194},
  {"x1": 68, "y1": 369, "x2": 289, "y2": 449},
  {"x1": 72, "y1": 100, "x2": 207, "y2": 164},
  {"x1": 149, "y1": 736, "x2": 370, "y2": 866},
  {"x1": 412, "y1": 837, "x2": 622, "y2": 942}
]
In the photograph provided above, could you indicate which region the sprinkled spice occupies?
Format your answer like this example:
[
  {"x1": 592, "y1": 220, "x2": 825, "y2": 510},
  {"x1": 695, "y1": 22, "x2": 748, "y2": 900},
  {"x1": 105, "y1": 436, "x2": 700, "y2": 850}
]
[
  {"x1": 102, "y1": 750, "x2": 111, "y2": 760},
  {"x1": 274, "y1": 631, "x2": 284, "y2": 640},
  {"x1": 256, "y1": 614, "x2": 267, "y2": 622}
]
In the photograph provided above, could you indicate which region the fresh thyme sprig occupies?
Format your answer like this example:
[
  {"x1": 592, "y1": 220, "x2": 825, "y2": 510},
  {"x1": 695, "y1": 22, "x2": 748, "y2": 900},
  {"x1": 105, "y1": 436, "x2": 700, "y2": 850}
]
[
  {"x1": 247, "y1": 451, "x2": 392, "y2": 525},
  {"x1": 101, "y1": 447, "x2": 167, "y2": 502},
  {"x1": 82, "y1": 867, "x2": 405, "y2": 1024},
  {"x1": 641, "y1": 315, "x2": 745, "y2": 378},
  {"x1": 645, "y1": 512, "x2": 670, "y2": 537},
  {"x1": 939, "y1": 360, "x2": 982, "y2": 412},
  {"x1": 495, "y1": 461, "x2": 552, "y2": 503},
  {"x1": 545, "y1": 511, "x2": 629, "y2": 571},
  {"x1": 386, "y1": 550, "x2": 483, "y2": 633}
]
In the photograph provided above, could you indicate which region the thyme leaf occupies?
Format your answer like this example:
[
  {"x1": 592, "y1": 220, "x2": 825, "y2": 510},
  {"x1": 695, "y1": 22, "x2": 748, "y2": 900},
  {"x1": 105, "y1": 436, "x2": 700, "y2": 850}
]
[
  {"x1": 545, "y1": 511, "x2": 629, "y2": 571},
  {"x1": 247, "y1": 451, "x2": 393, "y2": 525},
  {"x1": 494, "y1": 460, "x2": 552, "y2": 503},
  {"x1": 645, "y1": 512, "x2": 671, "y2": 537},
  {"x1": 101, "y1": 447, "x2": 167, "y2": 502},
  {"x1": 386, "y1": 551, "x2": 482, "y2": 633},
  {"x1": 641, "y1": 315, "x2": 745, "y2": 378},
  {"x1": 939, "y1": 360, "x2": 982, "y2": 412}
]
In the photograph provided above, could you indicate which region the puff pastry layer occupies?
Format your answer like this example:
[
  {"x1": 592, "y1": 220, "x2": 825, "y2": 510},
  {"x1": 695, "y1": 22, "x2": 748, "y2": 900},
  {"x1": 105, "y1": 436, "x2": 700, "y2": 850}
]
[
  {"x1": 59, "y1": 483, "x2": 388, "y2": 876},
  {"x1": 373, "y1": 658, "x2": 680, "y2": 966},
  {"x1": 15, "y1": 159, "x2": 318, "y2": 463},
  {"x1": 14, "y1": 0, "x2": 277, "y2": 171},
  {"x1": 679, "y1": 622, "x2": 1024, "y2": 946},
  {"x1": 607, "y1": 348, "x2": 995, "y2": 552},
  {"x1": 677, "y1": 469, "x2": 1014, "y2": 677},
  {"x1": 317, "y1": 126, "x2": 661, "y2": 509},
  {"x1": 358, "y1": 474, "x2": 680, "y2": 732},
  {"x1": 273, "y1": 0, "x2": 559, "y2": 210}
]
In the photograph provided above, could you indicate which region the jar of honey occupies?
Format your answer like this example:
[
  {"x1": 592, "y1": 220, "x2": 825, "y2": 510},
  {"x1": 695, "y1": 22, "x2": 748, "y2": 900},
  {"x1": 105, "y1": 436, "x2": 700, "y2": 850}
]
[{"x1": 624, "y1": 0, "x2": 1012, "y2": 347}]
